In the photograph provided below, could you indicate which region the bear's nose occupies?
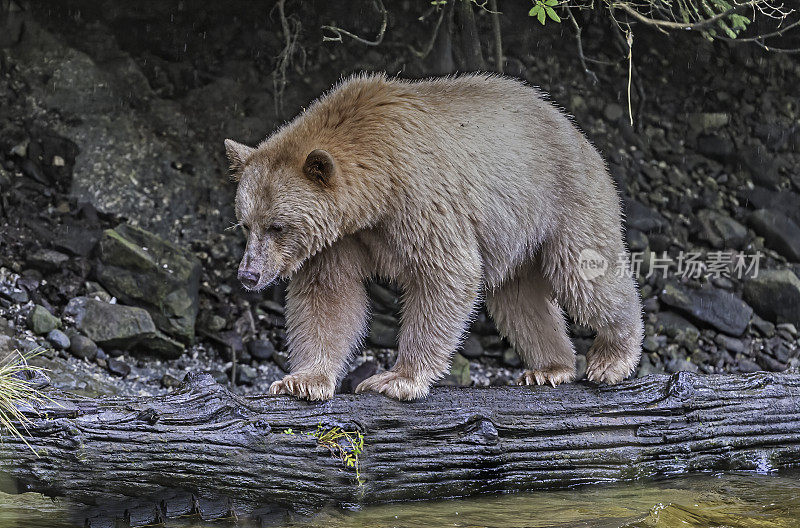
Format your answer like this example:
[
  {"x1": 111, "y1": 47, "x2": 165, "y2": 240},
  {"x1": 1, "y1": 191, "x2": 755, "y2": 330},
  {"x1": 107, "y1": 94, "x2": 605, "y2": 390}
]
[{"x1": 238, "y1": 269, "x2": 260, "y2": 289}]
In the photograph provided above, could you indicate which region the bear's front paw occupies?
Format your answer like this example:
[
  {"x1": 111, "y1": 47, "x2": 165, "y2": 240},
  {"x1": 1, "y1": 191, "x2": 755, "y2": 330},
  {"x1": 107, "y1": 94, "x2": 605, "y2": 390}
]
[
  {"x1": 269, "y1": 372, "x2": 335, "y2": 401},
  {"x1": 355, "y1": 371, "x2": 429, "y2": 401},
  {"x1": 518, "y1": 365, "x2": 576, "y2": 387}
]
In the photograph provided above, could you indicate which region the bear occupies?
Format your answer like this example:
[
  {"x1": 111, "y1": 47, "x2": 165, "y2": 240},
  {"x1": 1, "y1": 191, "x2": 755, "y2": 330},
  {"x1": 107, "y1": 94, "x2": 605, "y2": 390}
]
[{"x1": 225, "y1": 72, "x2": 643, "y2": 401}]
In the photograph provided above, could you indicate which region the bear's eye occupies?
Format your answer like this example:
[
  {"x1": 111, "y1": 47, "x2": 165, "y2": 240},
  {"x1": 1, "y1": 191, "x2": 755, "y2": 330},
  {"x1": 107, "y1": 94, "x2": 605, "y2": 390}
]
[{"x1": 268, "y1": 223, "x2": 284, "y2": 234}]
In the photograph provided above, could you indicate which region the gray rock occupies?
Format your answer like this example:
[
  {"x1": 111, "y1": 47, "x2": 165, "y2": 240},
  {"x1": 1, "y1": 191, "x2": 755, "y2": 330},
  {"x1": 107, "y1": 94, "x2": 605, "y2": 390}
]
[
  {"x1": 688, "y1": 112, "x2": 729, "y2": 134},
  {"x1": 6, "y1": 21, "x2": 233, "y2": 242},
  {"x1": 666, "y1": 358, "x2": 699, "y2": 374},
  {"x1": 368, "y1": 315, "x2": 398, "y2": 348},
  {"x1": 748, "y1": 209, "x2": 800, "y2": 262},
  {"x1": 604, "y1": 103, "x2": 624, "y2": 122},
  {"x1": 272, "y1": 349, "x2": 290, "y2": 372},
  {"x1": 26, "y1": 249, "x2": 69, "y2": 273},
  {"x1": 502, "y1": 348, "x2": 522, "y2": 368},
  {"x1": 777, "y1": 323, "x2": 798, "y2": 337},
  {"x1": 0, "y1": 284, "x2": 28, "y2": 304},
  {"x1": 751, "y1": 316, "x2": 776, "y2": 337},
  {"x1": 737, "y1": 359, "x2": 761, "y2": 373},
  {"x1": 95, "y1": 224, "x2": 201, "y2": 343},
  {"x1": 236, "y1": 364, "x2": 258, "y2": 385},
  {"x1": 0, "y1": 317, "x2": 12, "y2": 337},
  {"x1": 624, "y1": 199, "x2": 668, "y2": 233},
  {"x1": 438, "y1": 353, "x2": 471, "y2": 387},
  {"x1": 626, "y1": 229, "x2": 648, "y2": 252},
  {"x1": 27, "y1": 305, "x2": 60, "y2": 335},
  {"x1": 714, "y1": 334, "x2": 745, "y2": 354},
  {"x1": 340, "y1": 361, "x2": 378, "y2": 393},
  {"x1": 460, "y1": 335, "x2": 484, "y2": 359},
  {"x1": 575, "y1": 354, "x2": 587, "y2": 379},
  {"x1": 660, "y1": 282, "x2": 753, "y2": 336},
  {"x1": 64, "y1": 297, "x2": 183, "y2": 358},
  {"x1": 741, "y1": 187, "x2": 800, "y2": 226},
  {"x1": 642, "y1": 336, "x2": 660, "y2": 352},
  {"x1": 52, "y1": 224, "x2": 101, "y2": 257},
  {"x1": 740, "y1": 145, "x2": 781, "y2": 189},
  {"x1": 742, "y1": 269, "x2": 800, "y2": 326},
  {"x1": 696, "y1": 134, "x2": 734, "y2": 160},
  {"x1": 107, "y1": 357, "x2": 131, "y2": 378},
  {"x1": 247, "y1": 339, "x2": 275, "y2": 361},
  {"x1": 46, "y1": 329, "x2": 70, "y2": 350},
  {"x1": 67, "y1": 333, "x2": 98, "y2": 361},
  {"x1": 697, "y1": 209, "x2": 748, "y2": 249},
  {"x1": 161, "y1": 373, "x2": 183, "y2": 389},
  {"x1": 0, "y1": 168, "x2": 11, "y2": 191}
]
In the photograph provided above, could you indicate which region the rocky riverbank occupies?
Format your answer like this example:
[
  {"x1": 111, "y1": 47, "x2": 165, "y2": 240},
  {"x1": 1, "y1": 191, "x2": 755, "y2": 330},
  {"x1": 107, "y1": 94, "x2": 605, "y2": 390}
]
[{"x1": 1, "y1": 1, "x2": 799, "y2": 399}]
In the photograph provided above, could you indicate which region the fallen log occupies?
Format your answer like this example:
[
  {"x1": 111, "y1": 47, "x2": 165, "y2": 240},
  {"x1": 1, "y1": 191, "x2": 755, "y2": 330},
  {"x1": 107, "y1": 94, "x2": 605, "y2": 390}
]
[{"x1": 2, "y1": 370, "x2": 800, "y2": 527}]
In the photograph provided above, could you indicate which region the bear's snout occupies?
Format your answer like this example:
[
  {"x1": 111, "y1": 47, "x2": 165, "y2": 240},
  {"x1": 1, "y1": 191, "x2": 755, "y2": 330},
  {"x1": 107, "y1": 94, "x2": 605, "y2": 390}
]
[{"x1": 238, "y1": 268, "x2": 260, "y2": 290}]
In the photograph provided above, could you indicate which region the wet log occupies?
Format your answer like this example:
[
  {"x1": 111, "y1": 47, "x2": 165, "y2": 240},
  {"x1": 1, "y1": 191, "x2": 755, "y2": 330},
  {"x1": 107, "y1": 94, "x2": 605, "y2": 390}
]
[{"x1": 2, "y1": 371, "x2": 800, "y2": 526}]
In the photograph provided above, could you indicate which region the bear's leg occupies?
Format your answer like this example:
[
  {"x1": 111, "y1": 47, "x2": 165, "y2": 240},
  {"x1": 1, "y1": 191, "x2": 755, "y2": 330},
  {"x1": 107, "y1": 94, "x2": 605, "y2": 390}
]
[
  {"x1": 541, "y1": 236, "x2": 643, "y2": 384},
  {"x1": 270, "y1": 239, "x2": 369, "y2": 401},
  {"x1": 356, "y1": 267, "x2": 481, "y2": 401},
  {"x1": 486, "y1": 261, "x2": 576, "y2": 386}
]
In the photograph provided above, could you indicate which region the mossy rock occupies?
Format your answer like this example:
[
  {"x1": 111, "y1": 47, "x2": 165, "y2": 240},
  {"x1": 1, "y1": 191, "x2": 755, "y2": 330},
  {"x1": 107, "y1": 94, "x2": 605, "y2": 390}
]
[
  {"x1": 96, "y1": 224, "x2": 201, "y2": 344},
  {"x1": 65, "y1": 297, "x2": 183, "y2": 358},
  {"x1": 27, "y1": 305, "x2": 61, "y2": 335}
]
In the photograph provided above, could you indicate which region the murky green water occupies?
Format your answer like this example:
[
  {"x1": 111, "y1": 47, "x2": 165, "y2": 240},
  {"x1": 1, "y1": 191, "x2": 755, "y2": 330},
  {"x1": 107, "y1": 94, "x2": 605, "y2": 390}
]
[{"x1": 1, "y1": 471, "x2": 799, "y2": 528}]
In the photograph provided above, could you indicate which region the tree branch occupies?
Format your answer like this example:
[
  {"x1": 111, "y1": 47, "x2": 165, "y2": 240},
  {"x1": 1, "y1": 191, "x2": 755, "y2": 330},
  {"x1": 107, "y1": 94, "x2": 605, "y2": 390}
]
[{"x1": 322, "y1": 0, "x2": 387, "y2": 46}]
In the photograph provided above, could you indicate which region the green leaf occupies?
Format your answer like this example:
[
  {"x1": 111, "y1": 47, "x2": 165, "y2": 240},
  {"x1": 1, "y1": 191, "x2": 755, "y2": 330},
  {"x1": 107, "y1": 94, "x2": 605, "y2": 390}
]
[
  {"x1": 529, "y1": 5, "x2": 541, "y2": 16},
  {"x1": 545, "y1": 0, "x2": 558, "y2": 5},
  {"x1": 545, "y1": 6, "x2": 561, "y2": 22},
  {"x1": 537, "y1": 8, "x2": 546, "y2": 24}
]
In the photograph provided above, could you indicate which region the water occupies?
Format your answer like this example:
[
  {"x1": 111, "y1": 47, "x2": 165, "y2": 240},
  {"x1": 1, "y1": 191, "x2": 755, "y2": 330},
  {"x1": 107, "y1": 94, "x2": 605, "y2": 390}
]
[{"x1": 1, "y1": 471, "x2": 798, "y2": 528}]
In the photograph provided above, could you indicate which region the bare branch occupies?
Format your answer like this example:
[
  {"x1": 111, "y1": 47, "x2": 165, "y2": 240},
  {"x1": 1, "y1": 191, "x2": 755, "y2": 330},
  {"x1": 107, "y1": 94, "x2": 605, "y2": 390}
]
[
  {"x1": 612, "y1": 0, "x2": 756, "y2": 30},
  {"x1": 568, "y1": 9, "x2": 600, "y2": 84},
  {"x1": 321, "y1": 0, "x2": 387, "y2": 46},
  {"x1": 410, "y1": 4, "x2": 448, "y2": 59}
]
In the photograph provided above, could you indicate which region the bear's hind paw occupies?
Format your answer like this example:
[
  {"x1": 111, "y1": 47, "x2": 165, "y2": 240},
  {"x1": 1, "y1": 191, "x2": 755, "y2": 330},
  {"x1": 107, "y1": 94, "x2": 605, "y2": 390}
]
[
  {"x1": 270, "y1": 372, "x2": 335, "y2": 401},
  {"x1": 355, "y1": 371, "x2": 429, "y2": 401}
]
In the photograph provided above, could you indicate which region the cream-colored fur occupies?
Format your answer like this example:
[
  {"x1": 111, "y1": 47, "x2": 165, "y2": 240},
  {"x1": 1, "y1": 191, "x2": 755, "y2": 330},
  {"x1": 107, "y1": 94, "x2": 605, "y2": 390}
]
[{"x1": 226, "y1": 73, "x2": 643, "y2": 401}]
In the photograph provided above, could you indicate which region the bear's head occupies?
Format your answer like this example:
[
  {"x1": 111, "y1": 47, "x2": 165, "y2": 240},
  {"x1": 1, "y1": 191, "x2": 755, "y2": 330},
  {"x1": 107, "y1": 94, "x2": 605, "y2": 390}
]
[{"x1": 226, "y1": 138, "x2": 343, "y2": 291}]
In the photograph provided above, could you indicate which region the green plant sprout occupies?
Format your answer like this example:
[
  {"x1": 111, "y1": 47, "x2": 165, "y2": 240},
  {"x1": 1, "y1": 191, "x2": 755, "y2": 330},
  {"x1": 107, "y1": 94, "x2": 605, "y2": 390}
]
[
  {"x1": 284, "y1": 423, "x2": 366, "y2": 486},
  {"x1": 530, "y1": 0, "x2": 562, "y2": 24}
]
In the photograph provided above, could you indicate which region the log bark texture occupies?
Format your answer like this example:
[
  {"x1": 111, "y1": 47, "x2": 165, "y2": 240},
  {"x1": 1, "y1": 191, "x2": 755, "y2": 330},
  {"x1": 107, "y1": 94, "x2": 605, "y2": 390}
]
[{"x1": 3, "y1": 371, "x2": 800, "y2": 526}]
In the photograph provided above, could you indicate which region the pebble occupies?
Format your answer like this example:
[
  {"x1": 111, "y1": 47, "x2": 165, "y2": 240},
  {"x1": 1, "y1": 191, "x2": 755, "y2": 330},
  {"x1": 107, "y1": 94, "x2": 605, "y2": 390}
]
[
  {"x1": 107, "y1": 357, "x2": 131, "y2": 377},
  {"x1": 737, "y1": 359, "x2": 761, "y2": 373},
  {"x1": 777, "y1": 323, "x2": 798, "y2": 337},
  {"x1": 68, "y1": 333, "x2": 98, "y2": 361},
  {"x1": 236, "y1": 364, "x2": 258, "y2": 385},
  {"x1": 502, "y1": 348, "x2": 522, "y2": 368},
  {"x1": 46, "y1": 329, "x2": 70, "y2": 350},
  {"x1": 161, "y1": 373, "x2": 183, "y2": 388},
  {"x1": 27, "y1": 305, "x2": 60, "y2": 335},
  {"x1": 340, "y1": 360, "x2": 378, "y2": 393},
  {"x1": 714, "y1": 334, "x2": 745, "y2": 355},
  {"x1": 460, "y1": 335, "x2": 484, "y2": 359},
  {"x1": 247, "y1": 339, "x2": 275, "y2": 361}
]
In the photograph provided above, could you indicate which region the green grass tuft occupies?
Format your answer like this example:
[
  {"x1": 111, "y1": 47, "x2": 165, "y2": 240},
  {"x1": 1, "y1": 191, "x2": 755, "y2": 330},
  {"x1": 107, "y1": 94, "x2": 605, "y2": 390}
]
[{"x1": 0, "y1": 348, "x2": 52, "y2": 455}]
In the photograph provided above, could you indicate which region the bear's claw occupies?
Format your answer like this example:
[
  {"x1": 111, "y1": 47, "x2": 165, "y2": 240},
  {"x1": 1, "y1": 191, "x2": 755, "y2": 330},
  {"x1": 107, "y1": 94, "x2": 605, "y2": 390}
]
[
  {"x1": 517, "y1": 365, "x2": 576, "y2": 387},
  {"x1": 355, "y1": 371, "x2": 429, "y2": 401},
  {"x1": 269, "y1": 372, "x2": 335, "y2": 401}
]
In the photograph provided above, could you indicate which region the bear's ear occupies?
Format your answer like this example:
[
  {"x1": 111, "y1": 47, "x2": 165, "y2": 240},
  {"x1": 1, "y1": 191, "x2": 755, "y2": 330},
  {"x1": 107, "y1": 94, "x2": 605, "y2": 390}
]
[
  {"x1": 302, "y1": 149, "x2": 336, "y2": 186},
  {"x1": 225, "y1": 139, "x2": 255, "y2": 180}
]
